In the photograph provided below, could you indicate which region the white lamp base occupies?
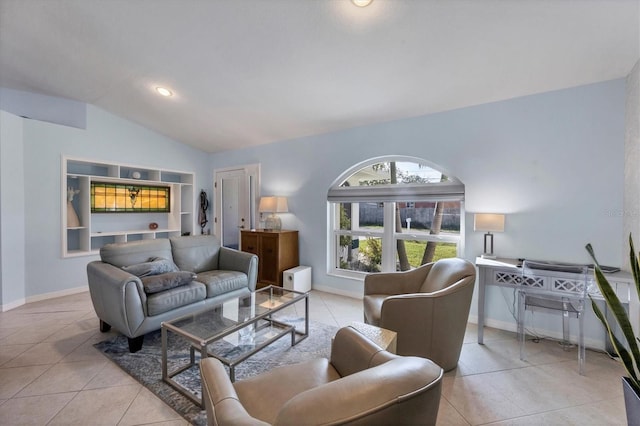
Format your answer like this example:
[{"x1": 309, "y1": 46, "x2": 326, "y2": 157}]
[{"x1": 481, "y1": 253, "x2": 497, "y2": 259}]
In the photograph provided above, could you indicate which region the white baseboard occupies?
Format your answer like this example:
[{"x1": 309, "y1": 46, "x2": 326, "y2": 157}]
[
  {"x1": 26, "y1": 285, "x2": 88, "y2": 303},
  {"x1": 311, "y1": 283, "x2": 363, "y2": 300},
  {"x1": 467, "y1": 314, "x2": 606, "y2": 351},
  {"x1": 2, "y1": 285, "x2": 88, "y2": 312},
  {"x1": 1, "y1": 298, "x2": 26, "y2": 312},
  {"x1": 467, "y1": 314, "x2": 517, "y2": 332}
]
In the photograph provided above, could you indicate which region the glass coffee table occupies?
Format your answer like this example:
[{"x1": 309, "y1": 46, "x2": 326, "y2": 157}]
[{"x1": 161, "y1": 285, "x2": 309, "y2": 406}]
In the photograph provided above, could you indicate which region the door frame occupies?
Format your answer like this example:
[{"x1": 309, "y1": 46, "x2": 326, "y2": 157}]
[{"x1": 213, "y1": 164, "x2": 260, "y2": 247}]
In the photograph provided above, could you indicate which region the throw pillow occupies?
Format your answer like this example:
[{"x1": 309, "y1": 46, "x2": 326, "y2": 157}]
[
  {"x1": 122, "y1": 257, "x2": 179, "y2": 277},
  {"x1": 141, "y1": 271, "x2": 197, "y2": 294}
]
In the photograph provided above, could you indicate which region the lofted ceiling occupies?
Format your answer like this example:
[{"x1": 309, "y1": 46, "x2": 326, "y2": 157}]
[{"x1": 1, "y1": 0, "x2": 639, "y2": 153}]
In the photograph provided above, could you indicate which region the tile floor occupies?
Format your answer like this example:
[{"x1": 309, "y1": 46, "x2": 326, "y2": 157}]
[{"x1": 0, "y1": 290, "x2": 628, "y2": 425}]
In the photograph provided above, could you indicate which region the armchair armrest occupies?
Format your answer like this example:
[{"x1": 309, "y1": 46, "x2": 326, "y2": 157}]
[
  {"x1": 219, "y1": 247, "x2": 259, "y2": 292},
  {"x1": 86, "y1": 261, "x2": 147, "y2": 337},
  {"x1": 364, "y1": 262, "x2": 433, "y2": 296},
  {"x1": 200, "y1": 358, "x2": 269, "y2": 426},
  {"x1": 330, "y1": 326, "x2": 397, "y2": 376}
]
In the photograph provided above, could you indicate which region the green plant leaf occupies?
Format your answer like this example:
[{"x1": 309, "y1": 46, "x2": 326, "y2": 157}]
[
  {"x1": 586, "y1": 240, "x2": 640, "y2": 393},
  {"x1": 590, "y1": 296, "x2": 639, "y2": 389},
  {"x1": 595, "y1": 266, "x2": 639, "y2": 369},
  {"x1": 630, "y1": 235, "x2": 640, "y2": 317}
]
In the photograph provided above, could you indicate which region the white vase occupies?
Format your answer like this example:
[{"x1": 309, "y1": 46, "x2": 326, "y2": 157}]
[{"x1": 67, "y1": 201, "x2": 80, "y2": 227}]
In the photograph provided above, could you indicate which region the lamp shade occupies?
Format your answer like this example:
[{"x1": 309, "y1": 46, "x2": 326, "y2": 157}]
[
  {"x1": 258, "y1": 196, "x2": 288, "y2": 213},
  {"x1": 474, "y1": 213, "x2": 505, "y2": 232}
]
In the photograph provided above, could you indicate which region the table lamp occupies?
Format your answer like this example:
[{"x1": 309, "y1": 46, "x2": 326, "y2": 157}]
[
  {"x1": 259, "y1": 196, "x2": 288, "y2": 231},
  {"x1": 474, "y1": 213, "x2": 505, "y2": 259}
]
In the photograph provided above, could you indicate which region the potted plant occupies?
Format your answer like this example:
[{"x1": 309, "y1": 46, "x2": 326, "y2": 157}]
[{"x1": 586, "y1": 234, "x2": 640, "y2": 426}]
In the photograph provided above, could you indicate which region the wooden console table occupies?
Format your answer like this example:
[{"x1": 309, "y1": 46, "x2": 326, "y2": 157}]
[{"x1": 475, "y1": 257, "x2": 634, "y2": 345}]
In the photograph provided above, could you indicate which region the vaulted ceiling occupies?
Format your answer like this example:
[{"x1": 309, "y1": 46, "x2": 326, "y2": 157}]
[{"x1": 1, "y1": 0, "x2": 638, "y2": 153}]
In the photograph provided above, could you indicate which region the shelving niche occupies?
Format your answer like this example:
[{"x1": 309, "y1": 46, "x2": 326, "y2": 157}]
[{"x1": 62, "y1": 156, "x2": 195, "y2": 257}]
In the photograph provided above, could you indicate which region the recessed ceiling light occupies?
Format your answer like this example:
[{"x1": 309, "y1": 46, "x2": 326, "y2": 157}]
[
  {"x1": 352, "y1": 0, "x2": 373, "y2": 6},
  {"x1": 155, "y1": 87, "x2": 173, "y2": 97}
]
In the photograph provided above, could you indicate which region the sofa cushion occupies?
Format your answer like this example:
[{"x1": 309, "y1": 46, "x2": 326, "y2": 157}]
[
  {"x1": 100, "y1": 239, "x2": 174, "y2": 268},
  {"x1": 122, "y1": 257, "x2": 179, "y2": 277},
  {"x1": 170, "y1": 235, "x2": 220, "y2": 273},
  {"x1": 195, "y1": 270, "x2": 248, "y2": 298},
  {"x1": 146, "y1": 282, "x2": 206, "y2": 316},
  {"x1": 141, "y1": 271, "x2": 197, "y2": 294}
]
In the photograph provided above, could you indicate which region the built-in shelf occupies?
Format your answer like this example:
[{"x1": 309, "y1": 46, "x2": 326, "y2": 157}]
[{"x1": 62, "y1": 156, "x2": 195, "y2": 258}]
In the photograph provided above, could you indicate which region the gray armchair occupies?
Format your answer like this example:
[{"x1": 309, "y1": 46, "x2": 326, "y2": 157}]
[
  {"x1": 200, "y1": 325, "x2": 443, "y2": 425},
  {"x1": 363, "y1": 257, "x2": 476, "y2": 371}
]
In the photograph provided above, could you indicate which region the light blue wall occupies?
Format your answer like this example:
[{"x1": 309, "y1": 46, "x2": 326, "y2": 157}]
[
  {"x1": 0, "y1": 88, "x2": 87, "y2": 129},
  {"x1": 210, "y1": 79, "x2": 626, "y2": 308},
  {"x1": 6, "y1": 104, "x2": 212, "y2": 301},
  {"x1": 0, "y1": 110, "x2": 26, "y2": 308}
]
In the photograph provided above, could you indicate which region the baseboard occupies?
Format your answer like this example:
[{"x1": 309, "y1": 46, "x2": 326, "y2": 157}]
[
  {"x1": 1, "y1": 298, "x2": 26, "y2": 312},
  {"x1": 2, "y1": 285, "x2": 88, "y2": 312},
  {"x1": 26, "y1": 285, "x2": 88, "y2": 304},
  {"x1": 467, "y1": 315, "x2": 517, "y2": 332},
  {"x1": 467, "y1": 314, "x2": 606, "y2": 351},
  {"x1": 311, "y1": 284, "x2": 363, "y2": 300}
]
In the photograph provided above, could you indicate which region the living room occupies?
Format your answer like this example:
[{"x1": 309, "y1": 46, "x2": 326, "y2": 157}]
[{"x1": 1, "y1": 1, "x2": 639, "y2": 424}]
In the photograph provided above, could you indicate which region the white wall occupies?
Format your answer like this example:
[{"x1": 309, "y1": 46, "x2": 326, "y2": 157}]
[
  {"x1": 0, "y1": 103, "x2": 213, "y2": 307},
  {"x1": 624, "y1": 60, "x2": 640, "y2": 256},
  {"x1": 0, "y1": 111, "x2": 26, "y2": 310},
  {"x1": 624, "y1": 59, "x2": 640, "y2": 335},
  {"x1": 210, "y1": 79, "x2": 627, "y2": 343}
]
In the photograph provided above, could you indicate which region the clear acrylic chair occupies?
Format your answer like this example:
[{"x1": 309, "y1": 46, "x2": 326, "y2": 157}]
[{"x1": 517, "y1": 260, "x2": 590, "y2": 375}]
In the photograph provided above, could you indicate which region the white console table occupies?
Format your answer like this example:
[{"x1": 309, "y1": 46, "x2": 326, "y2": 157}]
[{"x1": 475, "y1": 257, "x2": 636, "y2": 345}]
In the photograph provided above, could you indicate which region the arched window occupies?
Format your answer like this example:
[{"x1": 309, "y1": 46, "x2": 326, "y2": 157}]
[{"x1": 327, "y1": 156, "x2": 465, "y2": 277}]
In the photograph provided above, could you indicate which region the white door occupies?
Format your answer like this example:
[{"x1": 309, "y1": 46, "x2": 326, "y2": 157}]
[{"x1": 214, "y1": 165, "x2": 260, "y2": 249}]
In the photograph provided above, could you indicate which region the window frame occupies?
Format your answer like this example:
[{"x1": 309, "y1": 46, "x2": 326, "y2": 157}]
[{"x1": 327, "y1": 156, "x2": 465, "y2": 279}]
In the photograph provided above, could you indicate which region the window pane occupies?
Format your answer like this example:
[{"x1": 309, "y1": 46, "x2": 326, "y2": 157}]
[
  {"x1": 335, "y1": 235, "x2": 382, "y2": 273},
  {"x1": 340, "y1": 202, "x2": 384, "y2": 231},
  {"x1": 338, "y1": 203, "x2": 352, "y2": 231},
  {"x1": 395, "y1": 240, "x2": 458, "y2": 270},
  {"x1": 359, "y1": 202, "x2": 383, "y2": 230},
  {"x1": 396, "y1": 200, "x2": 460, "y2": 234},
  {"x1": 341, "y1": 161, "x2": 452, "y2": 187}
]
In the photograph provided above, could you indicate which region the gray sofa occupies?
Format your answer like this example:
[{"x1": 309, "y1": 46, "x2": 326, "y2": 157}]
[{"x1": 87, "y1": 235, "x2": 258, "y2": 352}]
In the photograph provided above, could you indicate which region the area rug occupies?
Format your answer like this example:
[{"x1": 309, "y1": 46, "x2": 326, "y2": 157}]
[{"x1": 94, "y1": 318, "x2": 337, "y2": 426}]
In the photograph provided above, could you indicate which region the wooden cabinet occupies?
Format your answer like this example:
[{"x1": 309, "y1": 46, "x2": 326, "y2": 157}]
[{"x1": 241, "y1": 230, "x2": 299, "y2": 287}]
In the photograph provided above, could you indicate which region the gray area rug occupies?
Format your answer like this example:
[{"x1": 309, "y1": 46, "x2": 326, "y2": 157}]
[{"x1": 94, "y1": 318, "x2": 337, "y2": 426}]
